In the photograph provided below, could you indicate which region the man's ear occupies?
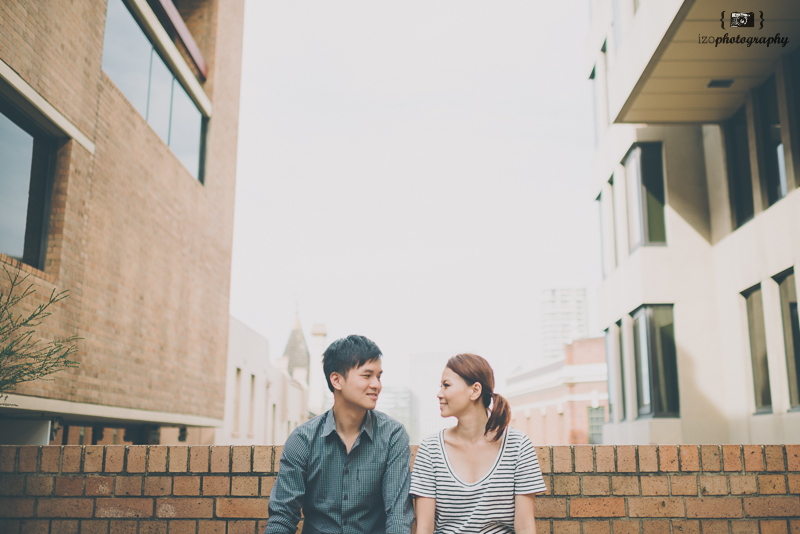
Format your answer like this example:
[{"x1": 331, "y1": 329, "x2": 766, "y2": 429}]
[{"x1": 330, "y1": 372, "x2": 344, "y2": 392}]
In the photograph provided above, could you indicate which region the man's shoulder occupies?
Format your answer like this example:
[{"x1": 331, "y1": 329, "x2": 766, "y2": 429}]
[
  {"x1": 285, "y1": 411, "x2": 329, "y2": 444},
  {"x1": 371, "y1": 409, "x2": 406, "y2": 430}
]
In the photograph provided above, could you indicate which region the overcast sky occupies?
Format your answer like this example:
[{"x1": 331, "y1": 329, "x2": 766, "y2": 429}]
[{"x1": 229, "y1": 0, "x2": 600, "y2": 390}]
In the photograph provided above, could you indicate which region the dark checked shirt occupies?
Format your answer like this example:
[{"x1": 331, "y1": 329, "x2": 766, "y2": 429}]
[{"x1": 265, "y1": 409, "x2": 414, "y2": 534}]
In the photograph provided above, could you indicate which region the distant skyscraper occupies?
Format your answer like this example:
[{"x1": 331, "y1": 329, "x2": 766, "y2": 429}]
[
  {"x1": 375, "y1": 387, "x2": 419, "y2": 444},
  {"x1": 541, "y1": 288, "x2": 589, "y2": 360},
  {"x1": 409, "y1": 352, "x2": 456, "y2": 443}
]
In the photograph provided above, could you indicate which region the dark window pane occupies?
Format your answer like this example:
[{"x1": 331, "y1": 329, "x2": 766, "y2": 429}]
[
  {"x1": 757, "y1": 75, "x2": 787, "y2": 206},
  {"x1": 0, "y1": 111, "x2": 34, "y2": 260},
  {"x1": 605, "y1": 328, "x2": 615, "y2": 419},
  {"x1": 724, "y1": 107, "x2": 754, "y2": 228},
  {"x1": 640, "y1": 144, "x2": 666, "y2": 244},
  {"x1": 147, "y1": 49, "x2": 174, "y2": 144},
  {"x1": 744, "y1": 285, "x2": 772, "y2": 412},
  {"x1": 625, "y1": 147, "x2": 643, "y2": 251},
  {"x1": 169, "y1": 80, "x2": 203, "y2": 179},
  {"x1": 775, "y1": 270, "x2": 800, "y2": 408},
  {"x1": 617, "y1": 319, "x2": 626, "y2": 421},
  {"x1": 102, "y1": 0, "x2": 152, "y2": 118},
  {"x1": 651, "y1": 306, "x2": 679, "y2": 415},
  {"x1": 633, "y1": 311, "x2": 651, "y2": 416}
]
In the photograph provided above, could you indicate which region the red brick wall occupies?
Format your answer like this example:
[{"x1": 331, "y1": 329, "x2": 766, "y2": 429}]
[
  {"x1": 0, "y1": 0, "x2": 243, "y2": 419},
  {"x1": 1, "y1": 445, "x2": 798, "y2": 533}
]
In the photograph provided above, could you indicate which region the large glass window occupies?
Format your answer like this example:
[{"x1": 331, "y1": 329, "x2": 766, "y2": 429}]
[
  {"x1": 588, "y1": 406, "x2": 605, "y2": 444},
  {"x1": 625, "y1": 143, "x2": 666, "y2": 252},
  {"x1": 632, "y1": 305, "x2": 679, "y2": 417},
  {"x1": 0, "y1": 96, "x2": 56, "y2": 269},
  {"x1": 775, "y1": 270, "x2": 800, "y2": 409},
  {"x1": 724, "y1": 106, "x2": 754, "y2": 228},
  {"x1": 743, "y1": 285, "x2": 772, "y2": 413},
  {"x1": 102, "y1": 0, "x2": 204, "y2": 181},
  {"x1": 756, "y1": 75, "x2": 787, "y2": 206}
]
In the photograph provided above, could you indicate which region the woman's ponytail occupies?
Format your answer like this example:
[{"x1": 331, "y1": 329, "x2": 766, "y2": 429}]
[
  {"x1": 446, "y1": 353, "x2": 510, "y2": 442},
  {"x1": 485, "y1": 392, "x2": 511, "y2": 441}
]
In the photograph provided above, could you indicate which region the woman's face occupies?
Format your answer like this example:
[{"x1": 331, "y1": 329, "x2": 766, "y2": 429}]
[{"x1": 437, "y1": 367, "x2": 480, "y2": 418}]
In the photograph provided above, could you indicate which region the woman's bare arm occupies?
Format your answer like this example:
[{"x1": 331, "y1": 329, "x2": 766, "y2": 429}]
[
  {"x1": 414, "y1": 496, "x2": 437, "y2": 534},
  {"x1": 514, "y1": 493, "x2": 537, "y2": 534}
]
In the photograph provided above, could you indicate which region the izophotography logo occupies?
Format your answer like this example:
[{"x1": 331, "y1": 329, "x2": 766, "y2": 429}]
[{"x1": 698, "y1": 10, "x2": 788, "y2": 48}]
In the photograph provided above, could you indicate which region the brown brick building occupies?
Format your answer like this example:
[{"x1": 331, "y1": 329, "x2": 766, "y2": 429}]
[{"x1": 0, "y1": 0, "x2": 244, "y2": 443}]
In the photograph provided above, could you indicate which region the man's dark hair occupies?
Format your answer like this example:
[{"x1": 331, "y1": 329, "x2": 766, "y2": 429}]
[{"x1": 322, "y1": 335, "x2": 382, "y2": 392}]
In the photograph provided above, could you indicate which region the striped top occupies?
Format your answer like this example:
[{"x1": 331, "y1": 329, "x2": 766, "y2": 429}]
[{"x1": 410, "y1": 427, "x2": 547, "y2": 534}]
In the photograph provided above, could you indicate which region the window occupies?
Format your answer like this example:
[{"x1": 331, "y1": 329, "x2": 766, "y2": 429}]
[
  {"x1": 608, "y1": 176, "x2": 618, "y2": 269},
  {"x1": 233, "y1": 368, "x2": 241, "y2": 435},
  {"x1": 597, "y1": 177, "x2": 618, "y2": 279},
  {"x1": 617, "y1": 319, "x2": 627, "y2": 421},
  {"x1": 588, "y1": 406, "x2": 605, "y2": 444},
  {"x1": 631, "y1": 305, "x2": 679, "y2": 417},
  {"x1": 743, "y1": 285, "x2": 772, "y2": 413},
  {"x1": 597, "y1": 193, "x2": 606, "y2": 278},
  {"x1": 625, "y1": 143, "x2": 666, "y2": 251},
  {"x1": 0, "y1": 96, "x2": 57, "y2": 269},
  {"x1": 724, "y1": 106, "x2": 755, "y2": 228},
  {"x1": 102, "y1": 0, "x2": 205, "y2": 180},
  {"x1": 605, "y1": 328, "x2": 615, "y2": 420},
  {"x1": 756, "y1": 75, "x2": 788, "y2": 206},
  {"x1": 248, "y1": 374, "x2": 256, "y2": 437},
  {"x1": 775, "y1": 270, "x2": 800, "y2": 409}
]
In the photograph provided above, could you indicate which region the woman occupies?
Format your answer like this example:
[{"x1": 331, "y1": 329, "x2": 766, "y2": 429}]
[{"x1": 410, "y1": 353, "x2": 547, "y2": 534}]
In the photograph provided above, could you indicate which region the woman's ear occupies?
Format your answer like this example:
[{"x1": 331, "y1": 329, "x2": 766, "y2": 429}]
[{"x1": 470, "y1": 382, "x2": 482, "y2": 402}]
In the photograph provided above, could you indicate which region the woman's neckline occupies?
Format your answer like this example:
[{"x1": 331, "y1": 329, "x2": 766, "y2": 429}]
[{"x1": 438, "y1": 427, "x2": 508, "y2": 487}]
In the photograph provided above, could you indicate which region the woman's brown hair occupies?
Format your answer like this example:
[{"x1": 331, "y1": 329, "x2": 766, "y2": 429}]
[{"x1": 446, "y1": 353, "x2": 511, "y2": 441}]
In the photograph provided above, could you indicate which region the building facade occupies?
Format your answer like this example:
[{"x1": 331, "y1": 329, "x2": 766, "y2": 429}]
[
  {"x1": 0, "y1": 0, "x2": 244, "y2": 443},
  {"x1": 589, "y1": 0, "x2": 800, "y2": 443},
  {"x1": 507, "y1": 338, "x2": 608, "y2": 445},
  {"x1": 541, "y1": 288, "x2": 590, "y2": 361}
]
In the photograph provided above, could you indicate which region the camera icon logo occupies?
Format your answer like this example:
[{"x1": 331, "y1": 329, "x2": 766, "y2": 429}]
[{"x1": 730, "y1": 12, "x2": 755, "y2": 27}]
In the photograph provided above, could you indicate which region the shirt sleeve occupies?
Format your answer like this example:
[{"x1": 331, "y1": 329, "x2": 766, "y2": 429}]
[
  {"x1": 409, "y1": 438, "x2": 437, "y2": 499},
  {"x1": 514, "y1": 434, "x2": 548, "y2": 495},
  {"x1": 265, "y1": 430, "x2": 309, "y2": 534},
  {"x1": 382, "y1": 423, "x2": 415, "y2": 534}
]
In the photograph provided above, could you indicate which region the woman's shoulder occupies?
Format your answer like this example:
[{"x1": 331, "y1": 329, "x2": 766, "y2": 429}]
[
  {"x1": 506, "y1": 426, "x2": 532, "y2": 443},
  {"x1": 418, "y1": 431, "x2": 442, "y2": 450}
]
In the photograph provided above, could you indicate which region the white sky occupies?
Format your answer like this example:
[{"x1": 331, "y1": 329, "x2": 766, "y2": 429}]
[{"x1": 229, "y1": 0, "x2": 601, "y2": 390}]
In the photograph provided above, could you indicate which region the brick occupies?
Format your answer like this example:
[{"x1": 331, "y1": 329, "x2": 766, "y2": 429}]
[
  {"x1": 553, "y1": 447, "x2": 572, "y2": 473},
  {"x1": 139, "y1": 521, "x2": 168, "y2": 534},
  {"x1": 253, "y1": 446, "x2": 272, "y2": 473},
  {"x1": 553, "y1": 521, "x2": 580, "y2": 534},
  {"x1": 628, "y1": 498, "x2": 686, "y2": 518},
  {"x1": 86, "y1": 476, "x2": 113, "y2": 496},
  {"x1": 51, "y1": 520, "x2": 79, "y2": 534},
  {"x1": 127, "y1": 446, "x2": 147, "y2": 473},
  {"x1": 743, "y1": 496, "x2": 800, "y2": 517},
  {"x1": 570, "y1": 497, "x2": 626, "y2": 517},
  {"x1": 732, "y1": 520, "x2": 759, "y2": 534},
  {"x1": 228, "y1": 520, "x2": 257, "y2": 534},
  {"x1": 584, "y1": 521, "x2": 611, "y2": 534},
  {"x1": 699, "y1": 475, "x2": 727, "y2": 496},
  {"x1": 554, "y1": 475, "x2": 580, "y2": 495},
  {"x1": 19, "y1": 447, "x2": 38, "y2": 473},
  {"x1": 787, "y1": 446, "x2": 800, "y2": 472},
  {"x1": 701, "y1": 521, "x2": 729, "y2": 534},
  {"x1": 0, "y1": 447, "x2": 16, "y2": 472},
  {"x1": 788, "y1": 474, "x2": 800, "y2": 494},
  {"x1": 0, "y1": 498, "x2": 35, "y2": 517},
  {"x1": 210, "y1": 447, "x2": 229, "y2": 473},
  {"x1": 723, "y1": 446, "x2": 743, "y2": 472},
  {"x1": 40, "y1": 448, "x2": 61, "y2": 473},
  {"x1": 232, "y1": 476, "x2": 259, "y2": 496},
  {"x1": 575, "y1": 446, "x2": 594, "y2": 472},
  {"x1": 173, "y1": 476, "x2": 201, "y2": 496},
  {"x1": 612, "y1": 476, "x2": 639, "y2": 496},
  {"x1": 216, "y1": 497, "x2": 269, "y2": 518},
  {"x1": 115, "y1": 476, "x2": 143, "y2": 496},
  {"x1": 671, "y1": 475, "x2": 697, "y2": 496},
  {"x1": 584, "y1": 476, "x2": 610, "y2": 495},
  {"x1": 26, "y1": 476, "x2": 54, "y2": 496},
  {"x1": 55, "y1": 476, "x2": 84, "y2": 496},
  {"x1": 169, "y1": 520, "x2": 197, "y2": 534},
  {"x1": 20, "y1": 520, "x2": 49, "y2": 534},
  {"x1": 730, "y1": 476, "x2": 758, "y2": 495},
  {"x1": 543, "y1": 475, "x2": 553, "y2": 495},
  {"x1": 190, "y1": 447, "x2": 209, "y2": 473},
  {"x1": 62, "y1": 447, "x2": 81, "y2": 473},
  {"x1": 156, "y1": 498, "x2": 214, "y2": 518},
  {"x1": 641, "y1": 476, "x2": 669, "y2": 496},
  {"x1": 149, "y1": 447, "x2": 167, "y2": 473},
  {"x1": 274, "y1": 447, "x2": 284, "y2": 473},
  {"x1": 765, "y1": 446, "x2": 785, "y2": 472},
  {"x1": 672, "y1": 520, "x2": 700, "y2": 534},
  {"x1": 686, "y1": 497, "x2": 742, "y2": 518},
  {"x1": 84, "y1": 446, "x2": 104, "y2": 472},
  {"x1": 198, "y1": 520, "x2": 227, "y2": 533},
  {"x1": 95, "y1": 498, "x2": 153, "y2": 518},
  {"x1": 232, "y1": 447, "x2": 251, "y2": 473},
  {"x1": 680, "y1": 446, "x2": 700, "y2": 472},
  {"x1": 37, "y1": 498, "x2": 93, "y2": 518},
  {"x1": 642, "y1": 521, "x2": 670, "y2": 534},
  {"x1": 537, "y1": 519, "x2": 551, "y2": 534},
  {"x1": 0, "y1": 476, "x2": 24, "y2": 495},
  {"x1": 169, "y1": 446, "x2": 189, "y2": 473},
  {"x1": 596, "y1": 446, "x2": 615, "y2": 473},
  {"x1": 144, "y1": 477, "x2": 172, "y2": 496},
  {"x1": 759, "y1": 474, "x2": 787, "y2": 494},
  {"x1": 618, "y1": 447, "x2": 636, "y2": 472},
  {"x1": 0, "y1": 521, "x2": 19, "y2": 533},
  {"x1": 791, "y1": 520, "x2": 800, "y2": 534},
  {"x1": 104, "y1": 447, "x2": 124, "y2": 473},
  {"x1": 202, "y1": 476, "x2": 230, "y2": 496},
  {"x1": 109, "y1": 521, "x2": 137, "y2": 534},
  {"x1": 660, "y1": 446, "x2": 679, "y2": 472},
  {"x1": 702, "y1": 446, "x2": 722, "y2": 472},
  {"x1": 760, "y1": 521, "x2": 789, "y2": 534},
  {"x1": 639, "y1": 446, "x2": 658, "y2": 473},
  {"x1": 535, "y1": 497, "x2": 567, "y2": 518},
  {"x1": 743, "y1": 446, "x2": 764, "y2": 472},
  {"x1": 261, "y1": 476, "x2": 277, "y2": 497},
  {"x1": 79, "y1": 520, "x2": 108, "y2": 534},
  {"x1": 537, "y1": 447, "x2": 552, "y2": 474},
  {"x1": 613, "y1": 521, "x2": 639, "y2": 534}
]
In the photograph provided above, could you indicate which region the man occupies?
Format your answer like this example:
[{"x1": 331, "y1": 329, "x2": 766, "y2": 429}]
[{"x1": 265, "y1": 335, "x2": 414, "y2": 534}]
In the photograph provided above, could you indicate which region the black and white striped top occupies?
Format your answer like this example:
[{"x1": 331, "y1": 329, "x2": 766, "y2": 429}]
[{"x1": 410, "y1": 427, "x2": 547, "y2": 534}]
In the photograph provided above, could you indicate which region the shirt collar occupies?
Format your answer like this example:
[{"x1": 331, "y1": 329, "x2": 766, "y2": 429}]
[{"x1": 322, "y1": 409, "x2": 374, "y2": 441}]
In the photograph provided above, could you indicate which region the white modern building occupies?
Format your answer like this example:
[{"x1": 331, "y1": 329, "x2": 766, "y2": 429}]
[
  {"x1": 375, "y1": 387, "x2": 419, "y2": 444},
  {"x1": 589, "y1": 0, "x2": 800, "y2": 444},
  {"x1": 541, "y1": 288, "x2": 590, "y2": 361}
]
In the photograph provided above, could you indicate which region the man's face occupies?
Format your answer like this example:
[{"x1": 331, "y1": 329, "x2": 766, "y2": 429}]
[{"x1": 335, "y1": 359, "x2": 383, "y2": 410}]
